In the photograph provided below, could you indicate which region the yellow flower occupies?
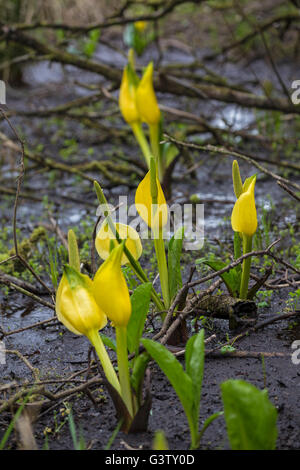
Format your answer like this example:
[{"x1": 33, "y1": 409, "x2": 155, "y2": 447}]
[
  {"x1": 119, "y1": 66, "x2": 140, "y2": 124},
  {"x1": 135, "y1": 170, "x2": 168, "y2": 229},
  {"x1": 136, "y1": 62, "x2": 160, "y2": 125},
  {"x1": 134, "y1": 21, "x2": 147, "y2": 32},
  {"x1": 56, "y1": 266, "x2": 107, "y2": 336},
  {"x1": 93, "y1": 243, "x2": 132, "y2": 327},
  {"x1": 231, "y1": 178, "x2": 257, "y2": 237},
  {"x1": 95, "y1": 221, "x2": 142, "y2": 266}
]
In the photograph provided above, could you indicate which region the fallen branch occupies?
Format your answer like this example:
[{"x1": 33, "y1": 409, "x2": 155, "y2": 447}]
[
  {"x1": 164, "y1": 134, "x2": 300, "y2": 192},
  {"x1": 206, "y1": 310, "x2": 300, "y2": 356}
]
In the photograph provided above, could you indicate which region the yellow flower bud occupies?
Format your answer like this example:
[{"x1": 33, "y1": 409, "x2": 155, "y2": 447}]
[
  {"x1": 231, "y1": 178, "x2": 257, "y2": 237},
  {"x1": 135, "y1": 170, "x2": 168, "y2": 229},
  {"x1": 95, "y1": 221, "x2": 143, "y2": 266},
  {"x1": 93, "y1": 243, "x2": 132, "y2": 327},
  {"x1": 119, "y1": 67, "x2": 140, "y2": 124},
  {"x1": 56, "y1": 266, "x2": 107, "y2": 336},
  {"x1": 134, "y1": 21, "x2": 147, "y2": 32},
  {"x1": 136, "y1": 62, "x2": 161, "y2": 125}
]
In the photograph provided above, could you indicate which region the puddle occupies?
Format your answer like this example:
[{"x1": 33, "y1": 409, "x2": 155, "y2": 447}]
[
  {"x1": 211, "y1": 105, "x2": 255, "y2": 131},
  {"x1": 23, "y1": 61, "x2": 65, "y2": 86}
]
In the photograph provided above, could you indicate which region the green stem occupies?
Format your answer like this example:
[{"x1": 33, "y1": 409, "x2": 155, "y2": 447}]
[
  {"x1": 87, "y1": 329, "x2": 121, "y2": 395},
  {"x1": 149, "y1": 123, "x2": 163, "y2": 181},
  {"x1": 149, "y1": 157, "x2": 170, "y2": 310},
  {"x1": 187, "y1": 415, "x2": 198, "y2": 450},
  {"x1": 239, "y1": 234, "x2": 253, "y2": 299},
  {"x1": 115, "y1": 326, "x2": 133, "y2": 417},
  {"x1": 154, "y1": 228, "x2": 170, "y2": 310},
  {"x1": 233, "y1": 232, "x2": 242, "y2": 261},
  {"x1": 233, "y1": 231, "x2": 242, "y2": 275},
  {"x1": 130, "y1": 122, "x2": 152, "y2": 169}
]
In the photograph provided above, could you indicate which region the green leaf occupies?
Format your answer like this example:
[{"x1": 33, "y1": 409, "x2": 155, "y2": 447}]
[
  {"x1": 131, "y1": 352, "x2": 150, "y2": 404},
  {"x1": 84, "y1": 29, "x2": 101, "y2": 58},
  {"x1": 242, "y1": 174, "x2": 257, "y2": 193},
  {"x1": 153, "y1": 430, "x2": 169, "y2": 450},
  {"x1": 68, "y1": 229, "x2": 80, "y2": 271},
  {"x1": 141, "y1": 339, "x2": 194, "y2": 420},
  {"x1": 204, "y1": 259, "x2": 240, "y2": 296},
  {"x1": 185, "y1": 330, "x2": 205, "y2": 419},
  {"x1": 221, "y1": 379, "x2": 278, "y2": 450},
  {"x1": 64, "y1": 265, "x2": 89, "y2": 290},
  {"x1": 233, "y1": 232, "x2": 242, "y2": 273},
  {"x1": 162, "y1": 142, "x2": 179, "y2": 168},
  {"x1": 168, "y1": 226, "x2": 184, "y2": 300},
  {"x1": 197, "y1": 411, "x2": 223, "y2": 446},
  {"x1": 100, "y1": 333, "x2": 116, "y2": 352},
  {"x1": 127, "y1": 283, "x2": 152, "y2": 355}
]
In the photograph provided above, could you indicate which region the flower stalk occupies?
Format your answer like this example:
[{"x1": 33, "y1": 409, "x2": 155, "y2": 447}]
[
  {"x1": 115, "y1": 325, "x2": 133, "y2": 417},
  {"x1": 150, "y1": 158, "x2": 170, "y2": 309},
  {"x1": 87, "y1": 329, "x2": 121, "y2": 395},
  {"x1": 239, "y1": 234, "x2": 253, "y2": 300},
  {"x1": 131, "y1": 122, "x2": 152, "y2": 169},
  {"x1": 149, "y1": 123, "x2": 163, "y2": 181}
]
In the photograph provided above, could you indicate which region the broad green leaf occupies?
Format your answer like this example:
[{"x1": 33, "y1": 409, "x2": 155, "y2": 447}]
[
  {"x1": 185, "y1": 330, "x2": 205, "y2": 419},
  {"x1": 141, "y1": 339, "x2": 194, "y2": 420},
  {"x1": 204, "y1": 259, "x2": 240, "y2": 296},
  {"x1": 127, "y1": 283, "x2": 152, "y2": 355},
  {"x1": 221, "y1": 379, "x2": 278, "y2": 450},
  {"x1": 168, "y1": 226, "x2": 184, "y2": 300}
]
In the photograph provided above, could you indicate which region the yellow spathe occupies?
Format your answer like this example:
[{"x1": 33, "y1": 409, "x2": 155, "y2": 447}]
[
  {"x1": 56, "y1": 267, "x2": 107, "y2": 336},
  {"x1": 135, "y1": 170, "x2": 168, "y2": 229},
  {"x1": 136, "y1": 62, "x2": 160, "y2": 125},
  {"x1": 95, "y1": 221, "x2": 142, "y2": 266},
  {"x1": 93, "y1": 243, "x2": 132, "y2": 327},
  {"x1": 231, "y1": 178, "x2": 257, "y2": 237},
  {"x1": 119, "y1": 67, "x2": 140, "y2": 124}
]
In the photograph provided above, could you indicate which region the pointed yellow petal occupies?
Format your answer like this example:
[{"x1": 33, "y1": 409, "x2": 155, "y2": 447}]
[
  {"x1": 93, "y1": 244, "x2": 132, "y2": 327},
  {"x1": 231, "y1": 178, "x2": 257, "y2": 237},
  {"x1": 135, "y1": 170, "x2": 168, "y2": 229},
  {"x1": 136, "y1": 62, "x2": 161, "y2": 125},
  {"x1": 56, "y1": 268, "x2": 107, "y2": 337},
  {"x1": 119, "y1": 67, "x2": 140, "y2": 124},
  {"x1": 95, "y1": 221, "x2": 142, "y2": 265}
]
